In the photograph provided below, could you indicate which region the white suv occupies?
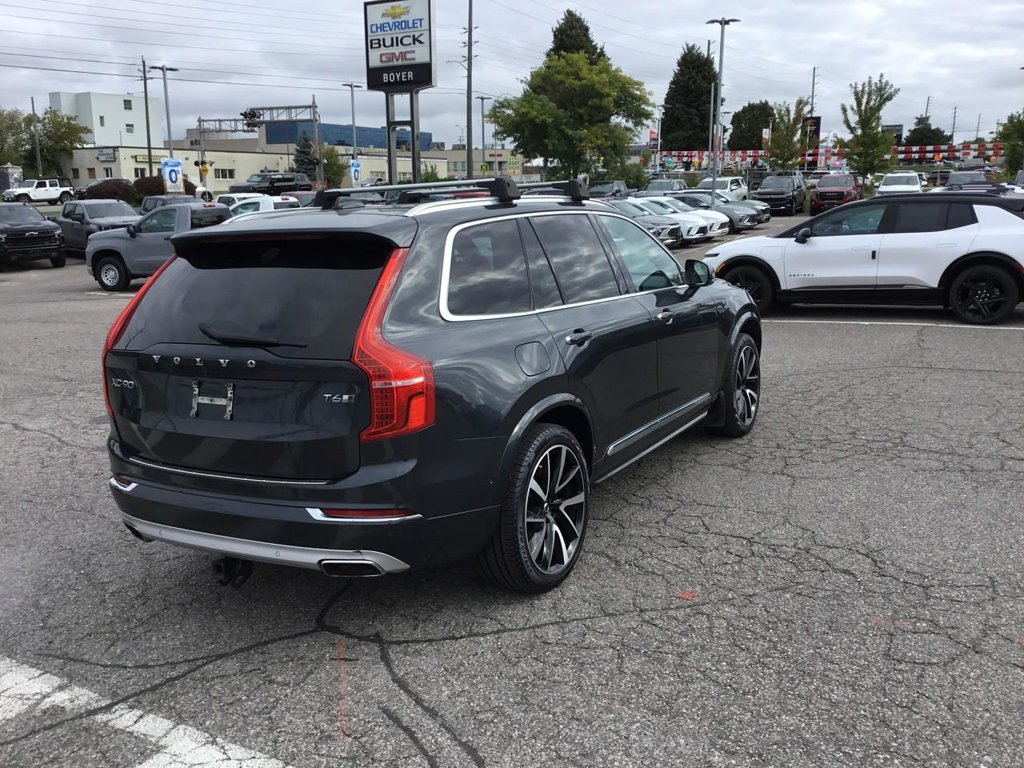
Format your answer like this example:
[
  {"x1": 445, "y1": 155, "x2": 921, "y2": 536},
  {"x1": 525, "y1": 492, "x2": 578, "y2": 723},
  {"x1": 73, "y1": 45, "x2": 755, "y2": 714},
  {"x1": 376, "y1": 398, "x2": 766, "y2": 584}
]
[
  {"x1": 2, "y1": 177, "x2": 75, "y2": 204},
  {"x1": 697, "y1": 176, "x2": 749, "y2": 200},
  {"x1": 703, "y1": 193, "x2": 1024, "y2": 324}
]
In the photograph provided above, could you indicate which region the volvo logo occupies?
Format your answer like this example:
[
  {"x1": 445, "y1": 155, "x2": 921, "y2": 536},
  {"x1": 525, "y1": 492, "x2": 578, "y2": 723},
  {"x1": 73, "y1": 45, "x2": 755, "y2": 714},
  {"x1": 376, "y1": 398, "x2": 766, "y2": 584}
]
[{"x1": 152, "y1": 355, "x2": 255, "y2": 369}]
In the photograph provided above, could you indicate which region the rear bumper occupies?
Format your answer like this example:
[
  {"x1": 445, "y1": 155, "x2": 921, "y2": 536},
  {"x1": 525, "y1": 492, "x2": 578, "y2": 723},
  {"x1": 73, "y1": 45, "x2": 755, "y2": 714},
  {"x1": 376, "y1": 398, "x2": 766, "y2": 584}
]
[{"x1": 107, "y1": 459, "x2": 502, "y2": 574}]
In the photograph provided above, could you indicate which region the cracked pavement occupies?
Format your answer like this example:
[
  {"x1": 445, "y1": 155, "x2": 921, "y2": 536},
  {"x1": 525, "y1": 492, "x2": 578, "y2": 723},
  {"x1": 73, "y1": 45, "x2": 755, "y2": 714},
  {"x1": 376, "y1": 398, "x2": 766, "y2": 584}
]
[{"x1": 1, "y1": 258, "x2": 1023, "y2": 767}]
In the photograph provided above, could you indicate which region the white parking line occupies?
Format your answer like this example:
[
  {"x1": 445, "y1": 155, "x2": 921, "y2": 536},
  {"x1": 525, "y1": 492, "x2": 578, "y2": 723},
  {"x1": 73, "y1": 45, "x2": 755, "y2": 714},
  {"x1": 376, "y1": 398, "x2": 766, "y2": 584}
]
[
  {"x1": 0, "y1": 656, "x2": 291, "y2": 767},
  {"x1": 764, "y1": 319, "x2": 1024, "y2": 331}
]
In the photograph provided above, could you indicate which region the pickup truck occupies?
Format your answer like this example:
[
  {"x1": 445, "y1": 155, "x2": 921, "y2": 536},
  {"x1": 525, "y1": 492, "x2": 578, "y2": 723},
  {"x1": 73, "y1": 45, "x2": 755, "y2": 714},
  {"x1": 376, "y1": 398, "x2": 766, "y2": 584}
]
[
  {"x1": 86, "y1": 201, "x2": 229, "y2": 291},
  {"x1": 588, "y1": 180, "x2": 631, "y2": 198},
  {"x1": 55, "y1": 199, "x2": 140, "y2": 255},
  {"x1": 228, "y1": 172, "x2": 313, "y2": 195},
  {"x1": 2, "y1": 177, "x2": 75, "y2": 204},
  {"x1": 0, "y1": 203, "x2": 66, "y2": 269}
]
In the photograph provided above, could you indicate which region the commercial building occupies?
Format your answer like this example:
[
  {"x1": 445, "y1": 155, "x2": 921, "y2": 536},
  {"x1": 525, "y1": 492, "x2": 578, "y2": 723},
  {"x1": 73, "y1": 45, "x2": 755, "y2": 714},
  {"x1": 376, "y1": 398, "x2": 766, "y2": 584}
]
[
  {"x1": 264, "y1": 122, "x2": 433, "y2": 153},
  {"x1": 49, "y1": 91, "x2": 164, "y2": 148}
]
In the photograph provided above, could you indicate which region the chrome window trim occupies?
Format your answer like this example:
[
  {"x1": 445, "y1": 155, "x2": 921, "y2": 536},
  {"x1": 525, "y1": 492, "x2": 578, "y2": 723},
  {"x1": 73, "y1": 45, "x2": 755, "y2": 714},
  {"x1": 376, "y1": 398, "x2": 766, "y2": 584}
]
[
  {"x1": 439, "y1": 210, "x2": 683, "y2": 323},
  {"x1": 606, "y1": 393, "x2": 713, "y2": 457}
]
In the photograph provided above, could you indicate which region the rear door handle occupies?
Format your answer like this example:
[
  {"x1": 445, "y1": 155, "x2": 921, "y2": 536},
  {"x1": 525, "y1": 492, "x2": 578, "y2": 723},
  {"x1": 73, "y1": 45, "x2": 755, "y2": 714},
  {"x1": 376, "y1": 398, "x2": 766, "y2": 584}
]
[
  {"x1": 564, "y1": 329, "x2": 592, "y2": 346},
  {"x1": 656, "y1": 310, "x2": 675, "y2": 324}
]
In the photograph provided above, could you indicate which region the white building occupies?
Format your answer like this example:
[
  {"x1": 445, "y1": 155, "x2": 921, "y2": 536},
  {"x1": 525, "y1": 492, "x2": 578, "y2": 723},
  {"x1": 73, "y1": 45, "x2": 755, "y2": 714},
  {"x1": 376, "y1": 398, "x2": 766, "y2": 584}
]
[{"x1": 49, "y1": 91, "x2": 164, "y2": 148}]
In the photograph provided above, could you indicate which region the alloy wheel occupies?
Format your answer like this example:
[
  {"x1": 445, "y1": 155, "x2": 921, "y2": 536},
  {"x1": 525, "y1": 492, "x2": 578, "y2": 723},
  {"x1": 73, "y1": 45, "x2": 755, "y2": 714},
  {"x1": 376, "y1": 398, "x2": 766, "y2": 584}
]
[
  {"x1": 954, "y1": 274, "x2": 1010, "y2": 322},
  {"x1": 734, "y1": 345, "x2": 760, "y2": 427},
  {"x1": 523, "y1": 444, "x2": 586, "y2": 575}
]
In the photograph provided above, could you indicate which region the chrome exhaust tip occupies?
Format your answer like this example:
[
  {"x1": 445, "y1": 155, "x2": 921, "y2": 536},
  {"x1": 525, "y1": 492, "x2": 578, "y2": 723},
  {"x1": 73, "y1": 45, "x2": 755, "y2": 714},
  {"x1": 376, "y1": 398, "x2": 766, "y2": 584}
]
[{"x1": 320, "y1": 560, "x2": 385, "y2": 577}]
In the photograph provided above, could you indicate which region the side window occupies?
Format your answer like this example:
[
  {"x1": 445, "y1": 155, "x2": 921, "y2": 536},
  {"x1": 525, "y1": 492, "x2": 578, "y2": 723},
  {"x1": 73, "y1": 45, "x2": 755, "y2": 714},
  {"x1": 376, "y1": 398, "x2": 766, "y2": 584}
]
[
  {"x1": 947, "y1": 203, "x2": 977, "y2": 229},
  {"x1": 597, "y1": 215, "x2": 682, "y2": 292},
  {"x1": 810, "y1": 204, "x2": 886, "y2": 237},
  {"x1": 61, "y1": 202, "x2": 76, "y2": 217},
  {"x1": 447, "y1": 219, "x2": 532, "y2": 316},
  {"x1": 530, "y1": 214, "x2": 621, "y2": 304},
  {"x1": 190, "y1": 209, "x2": 230, "y2": 229},
  {"x1": 235, "y1": 201, "x2": 259, "y2": 214},
  {"x1": 893, "y1": 203, "x2": 949, "y2": 234},
  {"x1": 36, "y1": 181, "x2": 47, "y2": 189},
  {"x1": 136, "y1": 208, "x2": 177, "y2": 233}
]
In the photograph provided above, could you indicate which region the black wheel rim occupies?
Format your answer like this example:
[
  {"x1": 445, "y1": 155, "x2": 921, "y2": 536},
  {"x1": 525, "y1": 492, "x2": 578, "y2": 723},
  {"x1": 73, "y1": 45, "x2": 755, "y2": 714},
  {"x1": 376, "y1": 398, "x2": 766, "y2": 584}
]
[
  {"x1": 523, "y1": 444, "x2": 586, "y2": 575},
  {"x1": 955, "y1": 272, "x2": 1010, "y2": 321},
  {"x1": 734, "y1": 346, "x2": 760, "y2": 427},
  {"x1": 730, "y1": 270, "x2": 763, "y2": 304}
]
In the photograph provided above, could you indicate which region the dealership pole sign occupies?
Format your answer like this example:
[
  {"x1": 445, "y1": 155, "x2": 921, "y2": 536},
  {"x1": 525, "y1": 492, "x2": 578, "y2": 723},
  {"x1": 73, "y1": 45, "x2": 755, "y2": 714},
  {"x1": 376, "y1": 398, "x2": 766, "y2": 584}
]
[{"x1": 364, "y1": 0, "x2": 436, "y2": 92}]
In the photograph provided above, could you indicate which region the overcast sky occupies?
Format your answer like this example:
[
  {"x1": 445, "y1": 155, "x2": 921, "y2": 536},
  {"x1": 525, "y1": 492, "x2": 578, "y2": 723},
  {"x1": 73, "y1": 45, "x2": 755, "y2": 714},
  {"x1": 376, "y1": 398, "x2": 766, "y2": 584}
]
[{"x1": 1, "y1": 0, "x2": 1021, "y2": 148}]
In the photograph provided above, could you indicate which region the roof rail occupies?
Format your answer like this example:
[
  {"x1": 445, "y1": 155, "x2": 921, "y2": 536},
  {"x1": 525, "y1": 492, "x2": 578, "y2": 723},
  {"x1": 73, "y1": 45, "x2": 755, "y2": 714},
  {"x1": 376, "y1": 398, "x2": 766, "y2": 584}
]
[
  {"x1": 317, "y1": 176, "x2": 522, "y2": 209},
  {"x1": 518, "y1": 179, "x2": 590, "y2": 201}
]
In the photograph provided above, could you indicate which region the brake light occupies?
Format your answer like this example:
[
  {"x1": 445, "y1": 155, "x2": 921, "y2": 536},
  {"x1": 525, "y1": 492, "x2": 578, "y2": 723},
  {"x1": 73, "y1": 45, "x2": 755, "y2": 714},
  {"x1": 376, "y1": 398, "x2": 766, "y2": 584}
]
[
  {"x1": 353, "y1": 247, "x2": 435, "y2": 441},
  {"x1": 102, "y1": 257, "x2": 176, "y2": 417}
]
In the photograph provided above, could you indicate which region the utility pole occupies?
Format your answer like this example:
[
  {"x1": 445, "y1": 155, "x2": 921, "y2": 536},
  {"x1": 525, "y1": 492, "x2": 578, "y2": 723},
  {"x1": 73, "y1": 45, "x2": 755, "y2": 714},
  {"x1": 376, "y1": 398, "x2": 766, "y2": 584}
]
[
  {"x1": 30, "y1": 97, "x2": 42, "y2": 175},
  {"x1": 706, "y1": 17, "x2": 740, "y2": 208},
  {"x1": 809, "y1": 66, "x2": 818, "y2": 116},
  {"x1": 975, "y1": 113, "x2": 981, "y2": 141},
  {"x1": 312, "y1": 94, "x2": 323, "y2": 188},
  {"x1": 477, "y1": 95, "x2": 491, "y2": 175},
  {"x1": 341, "y1": 83, "x2": 362, "y2": 160},
  {"x1": 141, "y1": 56, "x2": 153, "y2": 175},
  {"x1": 465, "y1": 0, "x2": 474, "y2": 179},
  {"x1": 924, "y1": 95, "x2": 931, "y2": 119},
  {"x1": 149, "y1": 65, "x2": 178, "y2": 159},
  {"x1": 707, "y1": 82, "x2": 715, "y2": 169},
  {"x1": 951, "y1": 105, "x2": 958, "y2": 144}
]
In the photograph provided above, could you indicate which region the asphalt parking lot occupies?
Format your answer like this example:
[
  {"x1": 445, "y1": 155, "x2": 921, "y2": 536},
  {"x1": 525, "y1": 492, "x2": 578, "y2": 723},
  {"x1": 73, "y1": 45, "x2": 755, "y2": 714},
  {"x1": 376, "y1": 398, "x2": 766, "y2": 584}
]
[{"x1": 1, "y1": 240, "x2": 1023, "y2": 767}]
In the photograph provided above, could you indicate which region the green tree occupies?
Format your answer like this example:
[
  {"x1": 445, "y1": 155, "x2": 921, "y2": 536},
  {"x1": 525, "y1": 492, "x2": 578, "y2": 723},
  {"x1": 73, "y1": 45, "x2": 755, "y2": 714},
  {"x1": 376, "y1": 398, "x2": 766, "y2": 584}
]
[
  {"x1": 727, "y1": 101, "x2": 773, "y2": 150},
  {"x1": 22, "y1": 108, "x2": 89, "y2": 175},
  {"x1": 903, "y1": 115, "x2": 950, "y2": 146},
  {"x1": 767, "y1": 98, "x2": 809, "y2": 170},
  {"x1": 490, "y1": 52, "x2": 652, "y2": 178},
  {"x1": 840, "y1": 73, "x2": 900, "y2": 184},
  {"x1": 0, "y1": 108, "x2": 28, "y2": 166},
  {"x1": 661, "y1": 44, "x2": 717, "y2": 151},
  {"x1": 997, "y1": 111, "x2": 1024, "y2": 173},
  {"x1": 321, "y1": 145, "x2": 348, "y2": 187},
  {"x1": 547, "y1": 9, "x2": 605, "y2": 63},
  {"x1": 292, "y1": 132, "x2": 318, "y2": 177}
]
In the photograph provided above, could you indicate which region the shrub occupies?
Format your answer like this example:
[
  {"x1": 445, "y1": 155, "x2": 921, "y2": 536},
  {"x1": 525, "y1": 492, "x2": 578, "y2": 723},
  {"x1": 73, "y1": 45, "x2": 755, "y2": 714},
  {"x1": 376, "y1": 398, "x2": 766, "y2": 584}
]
[
  {"x1": 133, "y1": 174, "x2": 196, "y2": 197},
  {"x1": 85, "y1": 178, "x2": 138, "y2": 205}
]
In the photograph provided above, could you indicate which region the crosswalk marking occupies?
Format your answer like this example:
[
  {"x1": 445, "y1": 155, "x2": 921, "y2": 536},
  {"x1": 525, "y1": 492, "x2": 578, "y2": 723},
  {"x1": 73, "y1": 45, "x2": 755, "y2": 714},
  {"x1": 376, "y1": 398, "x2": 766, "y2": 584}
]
[{"x1": 0, "y1": 656, "x2": 292, "y2": 767}]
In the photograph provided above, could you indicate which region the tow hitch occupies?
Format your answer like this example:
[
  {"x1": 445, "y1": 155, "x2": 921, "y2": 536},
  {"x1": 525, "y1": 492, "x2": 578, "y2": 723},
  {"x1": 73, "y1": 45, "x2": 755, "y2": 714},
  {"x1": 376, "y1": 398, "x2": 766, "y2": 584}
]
[{"x1": 212, "y1": 556, "x2": 254, "y2": 588}]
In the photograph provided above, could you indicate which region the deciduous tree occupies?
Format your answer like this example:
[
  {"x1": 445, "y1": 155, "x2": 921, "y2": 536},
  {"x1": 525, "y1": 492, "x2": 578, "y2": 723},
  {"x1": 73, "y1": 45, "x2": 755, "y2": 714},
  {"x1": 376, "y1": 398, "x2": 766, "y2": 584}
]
[
  {"x1": 321, "y1": 145, "x2": 348, "y2": 187},
  {"x1": 0, "y1": 108, "x2": 28, "y2": 166},
  {"x1": 840, "y1": 73, "x2": 900, "y2": 184},
  {"x1": 728, "y1": 101, "x2": 774, "y2": 150},
  {"x1": 767, "y1": 98, "x2": 809, "y2": 170},
  {"x1": 661, "y1": 44, "x2": 717, "y2": 150},
  {"x1": 996, "y1": 111, "x2": 1024, "y2": 173},
  {"x1": 490, "y1": 52, "x2": 652, "y2": 178},
  {"x1": 24, "y1": 108, "x2": 90, "y2": 176}
]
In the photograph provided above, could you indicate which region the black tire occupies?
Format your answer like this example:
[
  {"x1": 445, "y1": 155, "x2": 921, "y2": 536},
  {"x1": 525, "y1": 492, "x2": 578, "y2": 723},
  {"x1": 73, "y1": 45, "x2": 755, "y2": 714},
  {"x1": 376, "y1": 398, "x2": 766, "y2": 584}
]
[
  {"x1": 723, "y1": 264, "x2": 775, "y2": 312},
  {"x1": 787, "y1": 199, "x2": 796, "y2": 215},
  {"x1": 478, "y1": 424, "x2": 590, "y2": 594},
  {"x1": 948, "y1": 264, "x2": 1020, "y2": 325},
  {"x1": 58, "y1": 192, "x2": 72, "y2": 203},
  {"x1": 50, "y1": 256, "x2": 66, "y2": 268},
  {"x1": 708, "y1": 333, "x2": 761, "y2": 438},
  {"x1": 16, "y1": 194, "x2": 30, "y2": 203},
  {"x1": 201, "y1": 191, "x2": 213, "y2": 202},
  {"x1": 95, "y1": 255, "x2": 130, "y2": 291},
  {"x1": 727, "y1": 218, "x2": 736, "y2": 234}
]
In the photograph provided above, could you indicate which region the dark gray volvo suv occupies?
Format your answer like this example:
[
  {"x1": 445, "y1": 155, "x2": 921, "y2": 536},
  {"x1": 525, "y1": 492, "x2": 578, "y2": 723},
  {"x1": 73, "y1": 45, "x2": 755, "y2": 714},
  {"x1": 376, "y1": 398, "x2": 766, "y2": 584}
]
[{"x1": 103, "y1": 178, "x2": 762, "y2": 593}]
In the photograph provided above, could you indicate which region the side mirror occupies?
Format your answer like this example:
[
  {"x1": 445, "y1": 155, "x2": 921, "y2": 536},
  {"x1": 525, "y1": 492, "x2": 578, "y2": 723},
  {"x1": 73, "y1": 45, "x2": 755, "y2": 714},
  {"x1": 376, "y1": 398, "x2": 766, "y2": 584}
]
[
  {"x1": 126, "y1": 224, "x2": 137, "y2": 238},
  {"x1": 795, "y1": 227, "x2": 811, "y2": 244},
  {"x1": 684, "y1": 259, "x2": 714, "y2": 287}
]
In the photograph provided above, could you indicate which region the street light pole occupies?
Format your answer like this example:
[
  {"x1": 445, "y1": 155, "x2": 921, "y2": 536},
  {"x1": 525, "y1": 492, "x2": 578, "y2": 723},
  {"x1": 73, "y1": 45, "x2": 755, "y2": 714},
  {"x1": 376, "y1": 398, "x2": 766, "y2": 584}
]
[
  {"x1": 706, "y1": 17, "x2": 740, "y2": 208},
  {"x1": 656, "y1": 104, "x2": 664, "y2": 174},
  {"x1": 341, "y1": 82, "x2": 362, "y2": 160},
  {"x1": 140, "y1": 56, "x2": 153, "y2": 175},
  {"x1": 476, "y1": 95, "x2": 491, "y2": 175},
  {"x1": 149, "y1": 65, "x2": 178, "y2": 159}
]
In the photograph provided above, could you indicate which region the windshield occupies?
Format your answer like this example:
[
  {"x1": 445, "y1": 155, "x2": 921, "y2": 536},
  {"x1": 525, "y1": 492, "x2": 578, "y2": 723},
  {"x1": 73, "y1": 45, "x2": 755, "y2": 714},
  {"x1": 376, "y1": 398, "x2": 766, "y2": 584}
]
[
  {"x1": 0, "y1": 205, "x2": 45, "y2": 223},
  {"x1": 658, "y1": 198, "x2": 695, "y2": 212},
  {"x1": 697, "y1": 178, "x2": 730, "y2": 190},
  {"x1": 245, "y1": 174, "x2": 269, "y2": 183},
  {"x1": 947, "y1": 171, "x2": 987, "y2": 185},
  {"x1": 881, "y1": 175, "x2": 918, "y2": 186},
  {"x1": 818, "y1": 176, "x2": 854, "y2": 188},
  {"x1": 610, "y1": 201, "x2": 646, "y2": 217},
  {"x1": 645, "y1": 180, "x2": 676, "y2": 191},
  {"x1": 759, "y1": 177, "x2": 790, "y2": 189},
  {"x1": 19, "y1": 179, "x2": 38, "y2": 188},
  {"x1": 590, "y1": 183, "x2": 616, "y2": 194},
  {"x1": 86, "y1": 201, "x2": 137, "y2": 218}
]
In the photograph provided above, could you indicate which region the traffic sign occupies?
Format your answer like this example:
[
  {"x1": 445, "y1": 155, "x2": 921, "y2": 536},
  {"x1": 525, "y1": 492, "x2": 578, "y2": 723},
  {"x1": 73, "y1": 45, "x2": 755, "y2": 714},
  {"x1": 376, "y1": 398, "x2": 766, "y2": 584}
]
[
  {"x1": 160, "y1": 158, "x2": 183, "y2": 194},
  {"x1": 350, "y1": 159, "x2": 361, "y2": 183}
]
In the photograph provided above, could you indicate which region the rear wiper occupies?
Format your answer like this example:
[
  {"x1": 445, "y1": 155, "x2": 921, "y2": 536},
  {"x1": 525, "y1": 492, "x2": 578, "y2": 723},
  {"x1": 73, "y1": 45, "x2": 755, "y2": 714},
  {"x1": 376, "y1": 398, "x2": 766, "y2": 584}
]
[{"x1": 198, "y1": 322, "x2": 307, "y2": 348}]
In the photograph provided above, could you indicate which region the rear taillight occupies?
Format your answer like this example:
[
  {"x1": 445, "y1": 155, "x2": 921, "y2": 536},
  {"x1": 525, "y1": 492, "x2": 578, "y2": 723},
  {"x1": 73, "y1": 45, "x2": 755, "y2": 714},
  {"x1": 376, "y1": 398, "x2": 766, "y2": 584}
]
[
  {"x1": 102, "y1": 257, "x2": 176, "y2": 417},
  {"x1": 353, "y1": 247, "x2": 435, "y2": 442},
  {"x1": 320, "y1": 508, "x2": 415, "y2": 520}
]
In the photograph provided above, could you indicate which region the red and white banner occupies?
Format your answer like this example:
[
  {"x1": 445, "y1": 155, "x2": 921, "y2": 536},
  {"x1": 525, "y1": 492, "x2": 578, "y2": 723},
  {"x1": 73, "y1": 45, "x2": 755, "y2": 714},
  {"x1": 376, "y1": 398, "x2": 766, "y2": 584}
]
[{"x1": 660, "y1": 143, "x2": 1002, "y2": 165}]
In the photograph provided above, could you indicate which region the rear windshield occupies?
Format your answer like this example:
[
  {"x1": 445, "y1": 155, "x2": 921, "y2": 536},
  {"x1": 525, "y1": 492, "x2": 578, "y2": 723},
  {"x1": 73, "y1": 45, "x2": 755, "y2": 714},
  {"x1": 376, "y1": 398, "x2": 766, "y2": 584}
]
[{"x1": 119, "y1": 237, "x2": 390, "y2": 360}]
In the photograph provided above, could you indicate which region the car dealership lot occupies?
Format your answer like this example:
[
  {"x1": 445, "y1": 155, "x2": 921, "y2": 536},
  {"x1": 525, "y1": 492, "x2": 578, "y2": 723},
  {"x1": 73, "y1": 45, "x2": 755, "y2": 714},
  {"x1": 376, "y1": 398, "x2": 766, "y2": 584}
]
[{"x1": 1, "y1": 260, "x2": 1022, "y2": 767}]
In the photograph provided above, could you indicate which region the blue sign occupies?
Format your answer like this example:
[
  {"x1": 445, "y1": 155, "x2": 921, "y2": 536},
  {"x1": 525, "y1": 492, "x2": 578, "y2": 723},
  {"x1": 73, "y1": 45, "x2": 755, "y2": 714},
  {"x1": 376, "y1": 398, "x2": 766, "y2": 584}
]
[
  {"x1": 351, "y1": 159, "x2": 361, "y2": 183},
  {"x1": 160, "y1": 158, "x2": 184, "y2": 193}
]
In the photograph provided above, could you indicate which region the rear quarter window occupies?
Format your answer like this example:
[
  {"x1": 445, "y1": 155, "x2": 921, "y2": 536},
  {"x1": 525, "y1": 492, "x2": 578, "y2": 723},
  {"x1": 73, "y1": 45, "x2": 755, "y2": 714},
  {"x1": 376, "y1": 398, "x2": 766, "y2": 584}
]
[
  {"x1": 446, "y1": 219, "x2": 532, "y2": 316},
  {"x1": 190, "y1": 208, "x2": 231, "y2": 228}
]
